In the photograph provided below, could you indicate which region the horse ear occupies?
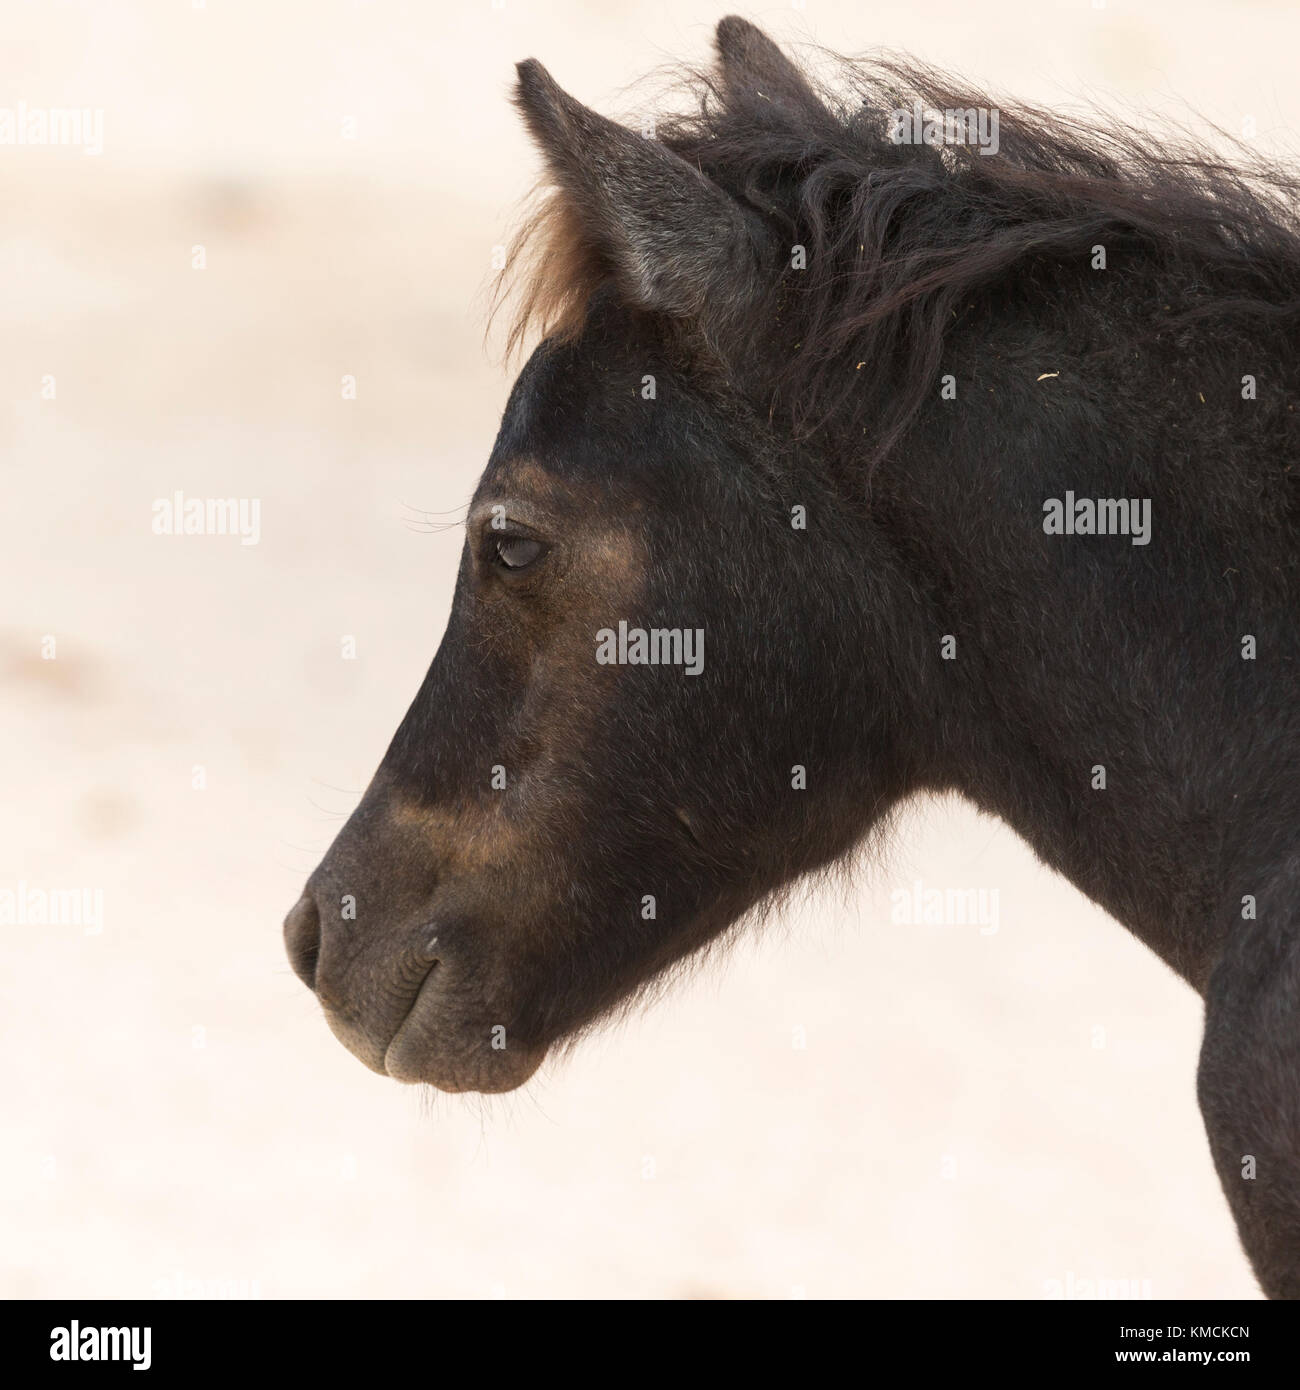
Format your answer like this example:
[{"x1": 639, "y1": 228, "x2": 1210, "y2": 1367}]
[
  {"x1": 713, "y1": 15, "x2": 825, "y2": 117},
  {"x1": 513, "y1": 58, "x2": 771, "y2": 332}
]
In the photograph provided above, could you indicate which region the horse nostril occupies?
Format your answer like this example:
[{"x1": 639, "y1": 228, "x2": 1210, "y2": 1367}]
[{"x1": 283, "y1": 891, "x2": 322, "y2": 990}]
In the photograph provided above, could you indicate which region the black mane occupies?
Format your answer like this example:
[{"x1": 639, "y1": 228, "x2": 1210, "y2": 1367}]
[{"x1": 505, "y1": 43, "x2": 1300, "y2": 469}]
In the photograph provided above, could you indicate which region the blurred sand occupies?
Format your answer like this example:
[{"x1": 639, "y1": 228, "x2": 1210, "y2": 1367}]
[{"x1": 4, "y1": 0, "x2": 1296, "y2": 1298}]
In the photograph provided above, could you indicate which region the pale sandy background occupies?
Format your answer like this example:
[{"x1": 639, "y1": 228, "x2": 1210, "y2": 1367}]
[{"x1": 4, "y1": 0, "x2": 1296, "y2": 1299}]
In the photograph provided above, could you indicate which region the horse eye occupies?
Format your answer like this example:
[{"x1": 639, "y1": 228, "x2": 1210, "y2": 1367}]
[{"x1": 493, "y1": 535, "x2": 545, "y2": 570}]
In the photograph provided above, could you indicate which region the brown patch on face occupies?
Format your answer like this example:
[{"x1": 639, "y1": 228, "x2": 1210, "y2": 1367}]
[
  {"x1": 384, "y1": 797, "x2": 554, "y2": 919},
  {"x1": 577, "y1": 527, "x2": 643, "y2": 592},
  {"x1": 486, "y1": 454, "x2": 564, "y2": 498},
  {"x1": 387, "y1": 798, "x2": 527, "y2": 869},
  {"x1": 470, "y1": 454, "x2": 649, "y2": 627}
]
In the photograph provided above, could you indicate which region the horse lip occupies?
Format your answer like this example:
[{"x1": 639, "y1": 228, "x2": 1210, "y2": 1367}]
[{"x1": 382, "y1": 959, "x2": 443, "y2": 1077}]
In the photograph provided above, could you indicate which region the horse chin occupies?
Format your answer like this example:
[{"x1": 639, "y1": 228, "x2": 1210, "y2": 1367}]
[
  {"x1": 386, "y1": 1044, "x2": 544, "y2": 1094},
  {"x1": 310, "y1": 946, "x2": 546, "y2": 1092},
  {"x1": 380, "y1": 992, "x2": 546, "y2": 1094},
  {"x1": 322, "y1": 1002, "x2": 545, "y2": 1092}
]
